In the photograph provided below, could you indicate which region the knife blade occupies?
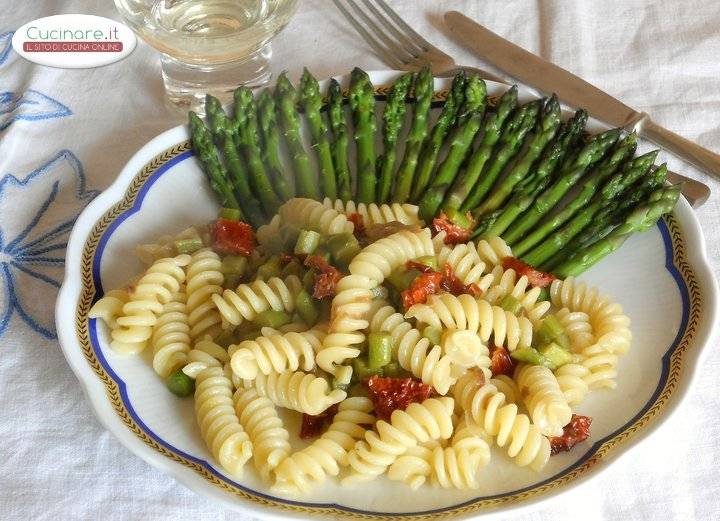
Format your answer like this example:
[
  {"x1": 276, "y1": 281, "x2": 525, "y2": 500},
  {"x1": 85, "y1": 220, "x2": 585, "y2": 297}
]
[{"x1": 444, "y1": 10, "x2": 720, "y2": 187}]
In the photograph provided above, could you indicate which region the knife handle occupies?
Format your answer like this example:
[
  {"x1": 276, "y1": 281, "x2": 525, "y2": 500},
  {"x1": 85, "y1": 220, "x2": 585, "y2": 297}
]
[{"x1": 641, "y1": 118, "x2": 720, "y2": 180}]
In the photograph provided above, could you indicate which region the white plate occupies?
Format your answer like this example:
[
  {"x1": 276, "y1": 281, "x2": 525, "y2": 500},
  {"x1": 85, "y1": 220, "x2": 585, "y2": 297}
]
[{"x1": 56, "y1": 71, "x2": 719, "y2": 519}]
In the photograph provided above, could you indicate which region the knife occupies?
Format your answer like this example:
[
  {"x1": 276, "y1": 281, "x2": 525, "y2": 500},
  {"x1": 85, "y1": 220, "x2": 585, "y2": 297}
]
[{"x1": 444, "y1": 10, "x2": 714, "y2": 206}]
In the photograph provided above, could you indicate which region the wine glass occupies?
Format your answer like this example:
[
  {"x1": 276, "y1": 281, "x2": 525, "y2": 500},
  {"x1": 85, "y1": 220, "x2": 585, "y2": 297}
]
[{"x1": 114, "y1": 0, "x2": 298, "y2": 112}]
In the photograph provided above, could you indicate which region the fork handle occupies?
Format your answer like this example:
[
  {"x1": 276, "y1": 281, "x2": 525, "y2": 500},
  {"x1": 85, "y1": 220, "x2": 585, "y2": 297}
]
[{"x1": 640, "y1": 117, "x2": 720, "y2": 180}]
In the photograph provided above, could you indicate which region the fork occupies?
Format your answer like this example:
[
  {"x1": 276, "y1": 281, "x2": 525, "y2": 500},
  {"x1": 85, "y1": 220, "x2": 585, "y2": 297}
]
[{"x1": 332, "y1": 0, "x2": 508, "y2": 83}]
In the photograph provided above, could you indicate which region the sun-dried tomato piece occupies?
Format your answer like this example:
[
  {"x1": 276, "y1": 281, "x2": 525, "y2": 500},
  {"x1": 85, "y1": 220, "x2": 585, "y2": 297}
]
[
  {"x1": 211, "y1": 218, "x2": 256, "y2": 256},
  {"x1": 304, "y1": 255, "x2": 343, "y2": 299},
  {"x1": 401, "y1": 271, "x2": 443, "y2": 310},
  {"x1": 490, "y1": 346, "x2": 515, "y2": 376},
  {"x1": 549, "y1": 414, "x2": 593, "y2": 455},
  {"x1": 405, "y1": 260, "x2": 435, "y2": 274},
  {"x1": 299, "y1": 404, "x2": 339, "y2": 439},
  {"x1": 440, "y1": 263, "x2": 483, "y2": 297},
  {"x1": 366, "y1": 376, "x2": 433, "y2": 421},
  {"x1": 502, "y1": 256, "x2": 556, "y2": 288},
  {"x1": 432, "y1": 211, "x2": 475, "y2": 245},
  {"x1": 347, "y1": 212, "x2": 367, "y2": 243}
]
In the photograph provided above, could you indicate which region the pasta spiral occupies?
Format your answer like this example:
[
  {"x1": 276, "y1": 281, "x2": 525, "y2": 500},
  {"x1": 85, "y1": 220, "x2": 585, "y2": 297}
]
[
  {"x1": 242, "y1": 370, "x2": 346, "y2": 415},
  {"x1": 554, "y1": 363, "x2": 591, "y2": 406},
  {"x1": 182, "y1": 338, "x2": 229, "y2": 378},
  {"x1": 150, "y1": 288, "x2": 191, "y2": 378},
  {"x1": 89, "y1": 289, "x2": 129, "y2": 329},
  {"x1": 277, "y1": 198, "x2": 355, "y2": 236},
  {"x1": 435, "y1": 243, "x2": 495, "y2": 292},
  {"x1": 553, "y1": 307, "x2": 594, "y2": 352},
  {"x1": 322, "y1": 197, "x2": 422, "y2": 226},
  {"x1": 344, "y1": 397, "x2": 455, "y2": 484},
  {"x1": 186, "y1": 248, "x2": 224, "y2": 340},
  {"x1": 405, "y1": 293, "x2": 533, "y2": 352},
  {"x1": 483, "y1": 266, "x2": 551, "y2": 323},
  {"x1": 194, "y1": 367, "x2": 252, "y2": 478},
  {"x1": 474, "y1": 236, "x2": 513, "y2": 268},
  {"x1": 111, "y1": 254, "x2": 190, "y2": 354},
  {"x1": 577, "y1": 343, "x2": 619, "y2": 390},
  {"x1": 348, "y1": 228, "x2": 434, "y2": 285},
  {"x1": 515, "y1": 364, "x2": 572, "y2": 437},
  {"x1": 490, "y1": 374, "x2": 520, "y2": 404},
  {"x1": 272, "y1": 397, "x2": 375, "y2": 494},
  {"x1": 211, "y1": 275, "x2": 302, "y2": 328},
  {"x1": 369, "y1": 305, "x2": 487, "y2": 394},
  {"x1": 232, "y1": 387, "x2": 291, "y2": 480},
  {"x1": 230, "y1": 328, "x2": 326, "y2": 379},
  {"x1": 454, "y1": 371, "x2": 551, "y2": 470}
]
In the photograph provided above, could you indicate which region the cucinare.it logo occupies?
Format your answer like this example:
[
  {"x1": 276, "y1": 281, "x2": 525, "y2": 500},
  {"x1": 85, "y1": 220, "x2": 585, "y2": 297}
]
[{"x1": 12, "y1": 14, "x2": 136, "y2": 68}]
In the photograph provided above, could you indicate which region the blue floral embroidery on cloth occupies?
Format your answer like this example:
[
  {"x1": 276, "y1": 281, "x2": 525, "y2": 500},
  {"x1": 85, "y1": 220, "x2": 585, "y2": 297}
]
[
  {"x1": 0, "y1": 89, "x2": 72, "y2": 131},
  {"x1": 0, "y1": 150, "x2": 99, "y2": 339},
  {"x1": 0, "y1": 31, "x2": 12, "y2": 66}
]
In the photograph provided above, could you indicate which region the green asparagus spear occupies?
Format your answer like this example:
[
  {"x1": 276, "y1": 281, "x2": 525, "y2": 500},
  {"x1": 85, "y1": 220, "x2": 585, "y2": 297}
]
[
  {"x1": 257, "y1": 89, "x2": 293, "y2": 200},
  {"x1": 327, "y1": 79, "x2": 352, "y2": 201},
  {"x1": 188, "y1": 111, "x2": 242, "y2": 214},
  {"x1": 520, "y1": 149, "x2": 658, "y2": 266},
  {"x1": 452, "y1": 74, "x2": 487, "y2": 126},
  {"x1": 411, "y1": 71, "x2": 467, "y2": 201},
  {"x1": 512, "y1": 132, "x2": 639, "y2": 257},
  {"x1": 393, "y1": 67, "x2": 434, "y2": 202},
  {"x1": 276, "y1": 72, "x2": 319, "y2": 199},
  {"x1": 376, "y1": 72, "x2": 412, "y2": 202},
  {"x1": 502, "y1": 128, "x2": 621, "y2": 244},
  {"x1": 417, "y1": 77, "x2": 488, "y2": 220},
  {"x1": 475, "y1": 95, "x2": 562, "y2": 214},
  {"x1": 541, "y1": 163, "x2": 669, "y2": 271},
  {"x1": 348, "y1": 67, "x2": 377, "y2": 203},
  {"x1": 233, "y1": 87, "x2": 283, "y2": 215},
  {"x1": 553, "y1": 184, "x2": 682, "y2": 278},
  {"x1": 460, "y1": 98, "x2": 543, "y2": 212},
  {"x1": 474, "y1": 110, "x2": 588, "y2": 239},
  {"x1": 203, "y1": 98, "x2": 265, "y2": 226},
  {"x1": 299, "y1": 68, "x2": 337, "y2": 200},
  {"x1": 442, "y1": 85, "x2": 518, "y2": 212}
]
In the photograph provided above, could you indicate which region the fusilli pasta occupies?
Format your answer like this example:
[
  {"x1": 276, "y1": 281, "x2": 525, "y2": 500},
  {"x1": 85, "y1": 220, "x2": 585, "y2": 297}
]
[
  {"x1": 435, "y1": 243, "x2": 495, "y2": 292},
  {"x1": 515, "y1": 364, "x2": 572, "y2": 437},
  {"x1": 194, "y1": 367, "x2": 252, "y2": 478},
  {"x1": 182, "y1": 338, "x2": 229, "y2": 378},
  {"x1": 474, "y1": 236, "x2": 513, "y2": 268},
  {"x1": 483, "y1": 266, "x2": 551, "y2": 323},
  {"x1": 242, "y1": 370, "x2": 346, "y2": 415},
  {"x1": 186, "y1": 248, "x2": 224, "y2": 339},
  {"x1": 322, "y1": 198, "x2": 422, "y2": 226},
  {"x1": 406, "y1": 293, "x2": 533, "y2": 352},
  {"x1": 232, "y1": 387, "x2": 291, "y2": 480},
  {"x1": 150, "y1": 288, "x2": 191, "y2": 378},
  {"x1": 272, "y1": 397, "x2": 375, "y2": 494},
  {"x1": 554, "y1": 307, "x2": 595, "y2": 352},
  {"x1": 89, "y1": 289, "x2": 129, "y2": 329}
]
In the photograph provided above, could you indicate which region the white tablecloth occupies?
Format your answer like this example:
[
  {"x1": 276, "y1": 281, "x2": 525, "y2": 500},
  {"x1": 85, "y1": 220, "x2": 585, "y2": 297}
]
[{"x1": 1, "y1": 1, "x2": 719, "y2": 519}]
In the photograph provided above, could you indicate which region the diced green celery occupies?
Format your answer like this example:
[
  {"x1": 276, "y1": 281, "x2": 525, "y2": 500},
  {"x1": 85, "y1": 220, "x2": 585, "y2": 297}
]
[
  {"x1": 368, "y1": 332, "x2": 393, "y2": 370},
  {"x1": 294, "y1": 229, "x2": 321, "y2": 255},
  {"x1": 223, "y1": 272, "x2": 242, "y2": 290},
  {"x1": 313, "y1": 245, "x2": 331, "y2": 262},
  {"x1": 166, "y1": 369, "x2": 195, "y2": 397},
  {"x1": 387, "y1": 266, "x2": 420, "y2": 291},
  {"x1": 510, "y1": 347, "x2": 555, "y2": 369},
  {"x1": 256, "y1": 256, "x2": 282, "y2": 280},
  {"x1": 414, "y1": 255, "x2": 438, "y2": 271},
  {"x1": 280, "y1": 259, "x2": 304, "y2": 279},
  {"x1": 219, "y1": 207, "x2": 242, "y2": 221},
  {"x1": 296, "y1": 289, "x2": 319, "y2": 326},
  {"x1": 175, "y1": 238, "x2": 203, "y2": 254},
  {"x1": 236, "y1": 328, "x2": 262, "y2": 342},
  {"x1": 538, "y1": 342, "x2": 573, "y2": 368},
  {"x1": 537, "y1": 287, "x2": 550, "y2": 302},
  {"x1": 302, "y1": 270, "x2": 315, "y2": 292},
  {"x1": 221, "y1": 255, "x2": 248, "y2": 275},
  {"x1": 382, "y1": 362, "x2": 403, "y2": 377},
  {"x1": 385, "y1": 284, "x2": 402, "y2": 309},
  {"x1": 422, "y1": 326, "x2": 442, "y2": 346},
  {"x1": 214, "y1": 330, "x2": 236, "y2": 348},
  {"x1": 499, "y1": 294, "x2": 522, "y2": 314},
  {"x1": 353, "y1": 358, "x2": 383, "y2": 380},
  {"x1": 370, "y1": 285, "x2": 389, "y2": 300},
  {"x1": 253, "y1": 310, "x2": 292, "y2": 328},
  {"x1": 535, "y1": 315, "x2": 566, "y2": 347},
  {"x1": 327, "y1": 233, "x2": 361, "y2": 268}
]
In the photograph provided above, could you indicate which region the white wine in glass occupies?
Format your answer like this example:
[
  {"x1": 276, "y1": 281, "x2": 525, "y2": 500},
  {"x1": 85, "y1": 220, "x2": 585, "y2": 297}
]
[{"x1": 114, "y1": 0, "x2": 298, "y2": 112}]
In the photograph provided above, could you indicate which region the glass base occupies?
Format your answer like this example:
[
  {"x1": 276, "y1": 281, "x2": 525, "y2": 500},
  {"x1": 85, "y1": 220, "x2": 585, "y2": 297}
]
[{"x1": 161, "y1": 44, "x2": 273, "y2": 114}]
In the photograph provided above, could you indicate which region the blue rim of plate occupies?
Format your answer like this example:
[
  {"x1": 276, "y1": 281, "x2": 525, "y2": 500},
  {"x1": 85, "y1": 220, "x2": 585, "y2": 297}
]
[{"x1": 74, "y1": 131, "x2": 702, "y2": 519}]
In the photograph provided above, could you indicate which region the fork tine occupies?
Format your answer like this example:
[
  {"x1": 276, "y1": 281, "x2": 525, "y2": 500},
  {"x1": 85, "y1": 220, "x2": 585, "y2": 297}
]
[
  {"x1": 333, "y1": 0, "x2": 406, "y2": 69},
  {"x1": 344, "y1": 0, "x2": 415, "y2": 65},
  {"x1": 362, "y1": 0, "x2": 424, "y2": 57},
  {"x1": 373, "y1": 0, "x2": 436, "y2": 52}
]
